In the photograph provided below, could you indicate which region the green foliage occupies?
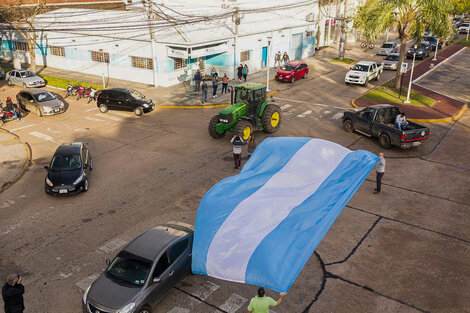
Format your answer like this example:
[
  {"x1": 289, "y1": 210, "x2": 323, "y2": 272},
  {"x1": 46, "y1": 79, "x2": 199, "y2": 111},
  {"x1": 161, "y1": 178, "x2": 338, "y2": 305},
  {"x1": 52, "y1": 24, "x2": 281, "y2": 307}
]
[
  {"x1": 456, "y1": 39, "x2": 470, "y2": 46},
  {"x1": 362, "y1": 83, "x2": 436, "y2": 108},
  {"x1": 330, "y1": 57, "x2": 357, "y2": 64}
]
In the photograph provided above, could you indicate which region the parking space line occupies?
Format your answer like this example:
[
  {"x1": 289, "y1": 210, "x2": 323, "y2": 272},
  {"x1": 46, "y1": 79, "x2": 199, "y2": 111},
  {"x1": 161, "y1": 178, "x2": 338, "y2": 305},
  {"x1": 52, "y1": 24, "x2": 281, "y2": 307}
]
[
  {"x1": 10, "y1": 124, "x2": 36, "y2": 132},
  {"x1": 297, "y1": 110, "x2": 312, "y2": 118},
  {"x1": 29, "y1": 131, "x2": 55, "y2": 142},
  {"x1": 167, "y1": 308, "x2": 190, "y2": 313},
  {"x1": 76, "y1": 273, "x2": 100, "y2": 291},
  {"x1": 85, "y1": 116, "x2": 105, "y2": 122},
  {"x1": 332, "y1": 112, "x2": 343, "y2": 120},
  {"x1": 109, "y1": 111, "x2": 132, "y2": 118},
  {"x1": 275, "y1": 97, "x2": 305, "y2": 103},
  {"x1": 85, "y1": 108, "x2": 98, "y2": 112},
  {"x1": 218, "y1": 293, "x2": 247, "y2": 313},
  {"x1": 95, "y1": 113, "x2": 122, "y2": 122},
  {"x1": 280, "y1": 104, "x2": 292, "y2": 110}
]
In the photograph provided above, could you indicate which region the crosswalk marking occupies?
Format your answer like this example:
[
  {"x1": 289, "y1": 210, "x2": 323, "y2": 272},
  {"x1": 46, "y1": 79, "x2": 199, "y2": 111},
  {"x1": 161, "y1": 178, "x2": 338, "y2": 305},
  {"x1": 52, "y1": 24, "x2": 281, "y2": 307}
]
[
  {"x1": 297, "y1": 110, "x2": 312, "y2": 118},
  {"x1": 192, "y1": 280, "x2": 220, "y2": 301},
  {"x1": 280, "y1": 104, "x2": 292, "y2": 110},
  {"x1": 275, "y1": 97, "x2": 305, "y2": 103},
  {"x1": 99, "y1": 238, "x2": 127, "y2": 253},
  {"x1": 332, "y1": 112, "x2": 343, "y2": 120},
  {"x1": 85, "y1": 117, "x2": 105, "y2": 122},
  {"x1": 218, "y1": 293, "x2": 248, "y2": 313},
  {"x1": 167, "y1": 308, "x2": 190, "y2": 313},
  {"x1": 95, "y1": 113, "x2": 122, "y2": 122},
  {"x1": 10, "y1": 124, "x2": 36, "y2": 132},
  {"x1": 29, "y1": 131, "x2": 55, "y2": 142}
]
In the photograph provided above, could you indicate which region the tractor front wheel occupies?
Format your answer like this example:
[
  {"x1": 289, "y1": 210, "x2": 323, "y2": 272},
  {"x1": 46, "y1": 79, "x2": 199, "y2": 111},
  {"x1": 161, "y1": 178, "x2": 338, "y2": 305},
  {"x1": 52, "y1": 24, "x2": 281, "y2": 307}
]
[
  {"x1": 235, "y1": 120, "x2": 253, "y2": 141},
  {"x1": 262, "y1": 104, "x2": 281, "y2": 133},
  {"x1": 208, "y1": 115, "x2": 225, "y2": 139}
]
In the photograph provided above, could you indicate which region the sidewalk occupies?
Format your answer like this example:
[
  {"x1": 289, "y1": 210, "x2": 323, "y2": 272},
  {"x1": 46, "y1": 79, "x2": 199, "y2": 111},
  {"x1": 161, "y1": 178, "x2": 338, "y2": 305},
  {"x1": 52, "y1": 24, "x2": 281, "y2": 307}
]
[{"x1": 0, "y1": 129, "x2": 31, "y2": 193}]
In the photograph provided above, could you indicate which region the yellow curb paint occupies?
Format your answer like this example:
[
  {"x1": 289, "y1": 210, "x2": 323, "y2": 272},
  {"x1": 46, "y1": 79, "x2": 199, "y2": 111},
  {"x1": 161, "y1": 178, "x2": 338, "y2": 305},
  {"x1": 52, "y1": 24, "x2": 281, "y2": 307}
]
[
  {"x1": 408, "y1": 105, "x2": 467, "y2": 124},
  {"x1": 156, "y1": 90, "x2": 279, "y2": 109}
]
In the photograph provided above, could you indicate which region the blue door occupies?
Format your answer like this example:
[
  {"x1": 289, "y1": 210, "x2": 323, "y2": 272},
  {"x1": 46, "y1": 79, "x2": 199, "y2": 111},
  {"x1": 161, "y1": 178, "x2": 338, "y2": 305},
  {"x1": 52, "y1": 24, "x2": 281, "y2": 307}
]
[
  {"x1": 262, "y1": 46, "x2": 268, "y2": 66},
  {"x1": 291, "y1": 33, "x2": 303, "y2": 60}
]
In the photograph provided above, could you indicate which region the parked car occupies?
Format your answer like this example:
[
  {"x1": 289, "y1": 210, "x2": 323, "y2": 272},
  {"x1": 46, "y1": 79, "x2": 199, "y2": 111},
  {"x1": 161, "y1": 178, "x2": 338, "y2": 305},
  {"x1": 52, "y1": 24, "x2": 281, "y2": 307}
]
[
  {"x1": 377, "y1": 42, "x2": 398, "y2": 56},
  {"x1": 6, "y1": 70, "x2": 46, "y2": 88},
  {"x1": 458, "y1": 22, "x2": 470, "y2": 33},
  {"x1": 383, "y1": 53, "x2": 400, "y2": 70},
  {"x1": 424, "y1": 36, "x2": 443, "y2": 51},
  {"x1": 97, "y1": 88, "x2": 154, "y2": 116},
  {"x1": 406, "y1": 41, "x2": 431, "y2": 59},
  {"x1": 452, "y1": 16, "x2": 464, "y2": 27},
  {"x1": 44, "y1": 142, "x2": 92, "y2": 195},
  {"x1": 0, "y1": 69, "x2": 5, "y2": 80},
  {"x1": 342, "y1": 104, "x2": 430, "y2": 149},
  {"x1": 345, "y1": 61, "x2": 383, "y2": 87},
  {"x1": 82, "y1": 222, "x2": 194, "y2": 313},
  {"x1": 275, "y1": 61, "x2": 309, "y2": 83},
  {"x1": 16, "y1": 89, "x2": 65, "y2": 117}
]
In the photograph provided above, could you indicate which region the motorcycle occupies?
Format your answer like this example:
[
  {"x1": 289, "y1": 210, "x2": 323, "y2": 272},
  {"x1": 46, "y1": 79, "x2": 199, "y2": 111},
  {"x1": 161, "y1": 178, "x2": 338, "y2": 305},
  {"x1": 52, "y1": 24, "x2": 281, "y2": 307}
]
[
  {"x1": 71, "y1": 84, "x2": 81, "y2": 96},
  {"x1": 76, "y1": 86, "x2": 86, "y2": 100},
  {"x1": 87, "y1": 89, "x2": 101, "y2": 104},
  {"x1": 86, "y1": 88, "x2": 96, "y2": 103},
  {"x1": 65, "y1": 83, "x2": 74, "y2": 98},
  {"x1": 83, "y1": 87, "x2": 93, "y2": 101}
]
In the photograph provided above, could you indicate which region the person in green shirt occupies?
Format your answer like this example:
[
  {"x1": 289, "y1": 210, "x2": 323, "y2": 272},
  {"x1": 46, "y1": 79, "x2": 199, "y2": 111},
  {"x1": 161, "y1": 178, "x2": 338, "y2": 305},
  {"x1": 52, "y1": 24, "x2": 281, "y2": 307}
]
[{"x1": 247, "y1": 287, "x2": 287, "y2": 313}]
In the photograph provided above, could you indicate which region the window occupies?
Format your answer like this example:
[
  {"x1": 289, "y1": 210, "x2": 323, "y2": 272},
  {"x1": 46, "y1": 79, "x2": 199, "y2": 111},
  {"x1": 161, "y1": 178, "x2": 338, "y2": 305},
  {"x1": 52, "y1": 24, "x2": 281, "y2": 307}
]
[
  {"x1": 131, "y1": 56, "x2": 153, "y2": 70},
  {"x1": 305, "y1": 30, "x2": 315, "y2": 38},
  {"x1": 153, "y1": 251, "x2": 171, "y2": 278},
  {"x1": 169, "y1": 239, "x2": 189, "y2": 262},
  {"x1": 173, "y1": 58, "x2": 187, "y2": 70},
  {"x1": 240, "y1": 50, "x2": 252, "y2": 62},
  {"x1": 15, "y1": 41, "x2": 28, "y2": 51},
  {"x1": 359, "y1": 109, "x2": 373, "y2": 120},
  {"x1": 50, "y1": 46, "x2": 65, "y2": 57},
  {"x1": 91, "y1": 50, "x2": 110, "y2": 63}
]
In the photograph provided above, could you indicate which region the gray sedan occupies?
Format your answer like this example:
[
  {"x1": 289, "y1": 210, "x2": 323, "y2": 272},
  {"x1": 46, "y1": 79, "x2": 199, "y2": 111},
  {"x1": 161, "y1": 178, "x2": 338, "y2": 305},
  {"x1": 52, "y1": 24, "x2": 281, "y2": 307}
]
[
  {"x1": 383, "y1": 53, "x2": 400, "y2": 70},
  {"x1": 6, "y1": 70, "x2": 46, "y2": 88},
  {"x1": 16, "y1": 89, "x2": 65, "y2": 117},
  {"x1": 83, "y1": 222, "x2": 194, "y2": 313}
]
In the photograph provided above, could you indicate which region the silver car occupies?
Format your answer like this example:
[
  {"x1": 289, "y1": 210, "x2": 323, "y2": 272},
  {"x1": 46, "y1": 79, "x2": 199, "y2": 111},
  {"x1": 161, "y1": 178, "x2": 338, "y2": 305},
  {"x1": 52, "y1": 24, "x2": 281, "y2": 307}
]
[
  {"x1": 383, "y1": 53, "x2": 400, "y2": 70},
  {"x1": 6, "y1": 70, "x2": 46, "y2": 88},
  {"x1": 83, "y1": 222, "x2": 194, "y2": 313},
  {"x1": 377, "y1": 42, "x2": 398, "y2": 56},
  {"x1": 16, "y1": 89, "x2": 65, "y2": 117}
]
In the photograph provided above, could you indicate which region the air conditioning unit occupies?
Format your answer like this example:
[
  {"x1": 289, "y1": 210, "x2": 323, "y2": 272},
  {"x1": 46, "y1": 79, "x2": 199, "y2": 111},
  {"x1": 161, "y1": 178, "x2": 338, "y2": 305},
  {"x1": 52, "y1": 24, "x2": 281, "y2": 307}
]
[{"x1": 305, "y1": 13, "x2": 316, "y2": 22}]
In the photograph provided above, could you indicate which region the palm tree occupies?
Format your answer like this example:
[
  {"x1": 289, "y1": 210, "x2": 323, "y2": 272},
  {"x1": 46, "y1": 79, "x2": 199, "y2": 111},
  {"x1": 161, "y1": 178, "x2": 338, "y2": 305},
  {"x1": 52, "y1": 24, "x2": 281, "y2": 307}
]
[{"x1": 353, "y1": 0, "x2": 453, "y2": 90}]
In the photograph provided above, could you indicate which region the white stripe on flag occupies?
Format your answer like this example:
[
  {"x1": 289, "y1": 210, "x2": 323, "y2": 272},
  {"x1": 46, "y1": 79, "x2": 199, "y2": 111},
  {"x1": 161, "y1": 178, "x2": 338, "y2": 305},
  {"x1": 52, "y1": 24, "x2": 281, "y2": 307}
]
[{"x1": 206, "y1": 139, "x2": 349, "y2": 282}]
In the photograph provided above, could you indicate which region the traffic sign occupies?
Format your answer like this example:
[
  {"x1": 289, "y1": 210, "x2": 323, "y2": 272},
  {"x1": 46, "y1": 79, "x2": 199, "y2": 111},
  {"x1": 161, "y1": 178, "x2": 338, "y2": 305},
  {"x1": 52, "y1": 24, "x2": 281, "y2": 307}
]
[{"x1": 400, "y1": 62, "x2": 408, "y2": 73}]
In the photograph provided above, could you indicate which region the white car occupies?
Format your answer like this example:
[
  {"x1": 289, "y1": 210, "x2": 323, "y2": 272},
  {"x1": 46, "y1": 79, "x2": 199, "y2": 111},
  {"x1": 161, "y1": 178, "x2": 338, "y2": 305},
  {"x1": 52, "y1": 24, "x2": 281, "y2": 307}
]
[
  {"x1": 377, "y1": 42, "x2": 398, "y2": 56},
  {"x1": 458, "y1": 23, "x2": 470, "y2": 33},
  {"x1": 345, "y1": 61, "x2": 383, "y2": 87},
  {"x1": 383, "y1": 53, "x2": 400, "y2": 70}
]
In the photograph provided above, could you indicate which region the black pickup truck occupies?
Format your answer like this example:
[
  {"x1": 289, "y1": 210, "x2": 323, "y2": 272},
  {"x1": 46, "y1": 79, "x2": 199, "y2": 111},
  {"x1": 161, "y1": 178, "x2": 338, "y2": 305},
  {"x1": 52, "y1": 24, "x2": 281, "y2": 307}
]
[{"x1": 342, "y1": 104, "x2": 430, "y2": 149}]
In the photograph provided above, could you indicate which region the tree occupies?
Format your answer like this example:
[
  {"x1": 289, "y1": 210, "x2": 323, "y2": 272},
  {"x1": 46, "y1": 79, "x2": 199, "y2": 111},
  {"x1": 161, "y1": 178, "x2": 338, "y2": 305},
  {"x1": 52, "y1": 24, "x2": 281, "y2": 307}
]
[
  {"x1": 0, "y1": 0, "x2": 46, "y2": 72},
  {"x1": 353, "y1": 0, "x2": 453, "y2": 90}
]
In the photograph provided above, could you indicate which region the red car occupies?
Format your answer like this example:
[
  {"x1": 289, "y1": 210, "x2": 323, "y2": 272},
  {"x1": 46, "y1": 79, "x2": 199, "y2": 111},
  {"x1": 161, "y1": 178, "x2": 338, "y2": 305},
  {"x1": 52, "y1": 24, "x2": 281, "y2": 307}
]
[{"x1": 275, "y1": 61, "x2": 309, "y2": 83}]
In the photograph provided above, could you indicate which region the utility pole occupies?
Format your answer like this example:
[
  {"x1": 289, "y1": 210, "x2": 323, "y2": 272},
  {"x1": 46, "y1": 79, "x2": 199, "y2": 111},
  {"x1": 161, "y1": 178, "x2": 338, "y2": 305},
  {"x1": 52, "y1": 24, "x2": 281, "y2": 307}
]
[
  {"x1": 145, "y1": 0, "x2": 157, "y2": 87},
  {"x1": 327, "y1": 0, "x2": 333, "y2": 45},
  {"x1": 233, "y1": 6, "x2": 241, "y2": 80},
  {"x1": 334, "y1": 0, "x2": 341, "y2": 43},
  {"x1": 338, "y1": 0, "x2": 349, "y2": 60}
]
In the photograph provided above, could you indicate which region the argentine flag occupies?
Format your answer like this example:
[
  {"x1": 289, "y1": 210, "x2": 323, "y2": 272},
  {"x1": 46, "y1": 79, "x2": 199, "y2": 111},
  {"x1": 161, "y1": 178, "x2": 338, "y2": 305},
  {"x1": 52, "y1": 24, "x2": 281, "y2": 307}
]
[{"x1": 192, "y1": 137, "x2": 378, "y2": 292}]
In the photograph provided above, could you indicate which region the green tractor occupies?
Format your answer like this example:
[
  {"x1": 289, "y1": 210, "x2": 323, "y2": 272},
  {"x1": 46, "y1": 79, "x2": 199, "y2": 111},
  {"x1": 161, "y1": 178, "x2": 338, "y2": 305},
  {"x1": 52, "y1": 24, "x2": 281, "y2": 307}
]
[{"x1": 208, "y1": 82, "x2": 282, "y2": 140}]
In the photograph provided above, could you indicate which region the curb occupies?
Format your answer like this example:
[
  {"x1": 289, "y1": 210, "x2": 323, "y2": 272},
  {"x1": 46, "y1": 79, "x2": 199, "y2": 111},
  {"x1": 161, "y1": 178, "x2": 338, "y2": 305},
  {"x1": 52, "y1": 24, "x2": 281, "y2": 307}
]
[
  {"x1": 0, "y1": 128, "x2": 32, "y2": 193},
  {"x1": 156, "y1": 90, "x2": 280, "y2": 109},
  {"x1": 408, "y1": 104, "x2": 468, "y2": 123}
]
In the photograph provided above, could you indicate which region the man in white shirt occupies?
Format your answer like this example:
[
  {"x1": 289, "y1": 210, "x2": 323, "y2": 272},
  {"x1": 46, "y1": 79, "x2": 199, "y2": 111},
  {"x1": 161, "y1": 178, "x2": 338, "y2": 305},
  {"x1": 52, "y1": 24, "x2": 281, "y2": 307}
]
[{"x1": 395, "y1": 112, "x2": 409, "y2": 130}]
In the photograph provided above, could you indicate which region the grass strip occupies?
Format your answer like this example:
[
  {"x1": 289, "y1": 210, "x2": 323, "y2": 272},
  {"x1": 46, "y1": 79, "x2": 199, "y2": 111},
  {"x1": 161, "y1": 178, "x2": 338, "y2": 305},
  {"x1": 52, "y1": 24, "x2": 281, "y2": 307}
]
[
  {"x1": 330, "y1": 57, "x2": 356, "y2": 65},
  {"x1": 362, "y1": 82, "x2": 435, "y2": 108},
  {"x1": 456, "y1": 39, "x2": 470, "y2": 46}
]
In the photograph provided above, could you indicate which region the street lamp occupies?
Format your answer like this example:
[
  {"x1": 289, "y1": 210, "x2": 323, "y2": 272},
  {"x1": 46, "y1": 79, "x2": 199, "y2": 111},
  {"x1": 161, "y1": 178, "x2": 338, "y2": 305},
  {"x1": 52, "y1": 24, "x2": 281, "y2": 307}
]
[
  {"x1": 404, "y1": 44, "x2": 417, "y2": 104},
  {"x1": 266, "y1": 35, "x2": 272, "y2": 92}
]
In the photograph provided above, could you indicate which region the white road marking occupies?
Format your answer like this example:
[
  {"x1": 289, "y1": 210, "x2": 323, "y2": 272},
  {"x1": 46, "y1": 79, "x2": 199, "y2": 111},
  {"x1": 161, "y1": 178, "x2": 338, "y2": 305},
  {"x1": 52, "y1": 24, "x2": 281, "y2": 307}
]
[
  {"x1": 85, "y1": 117, "x2": 105, "y2": 122},
  {"x1": 0, "y1": 203, "x2": 11, "y2": 209},
  {"x1": 332, "y1": 112, "x2": 343, "y2": 120},
  {"x1": 47, "y1": 127, "x2": 61, "y2": 134},
  {"x1": 297, "y1": 110, "x2": 312, "y2": 118},
  {"x1": 10, "y1": 124, "x2": 36, "y2": 132},
  {"x1": 95, "y1": 113, "x2": 122, "y2": 122},
  {"x1": 167, "y1": 308, "x2": 190, "y2": 313},
  {"x1": 76, "y1": 273, "x2": 100, "y2": 291},
  {"x1": 17, "y1": 195, "x2": 27, "y2": 198},
  {"x1": 85, "y1": 108, "x2": 97, "y2": 112},
  {"x1": 29, "y1": 131, "x2": 55, "y2": 142},
  {"x1": 60, "y1": 273, "x2": 72, "y2": 279},
  {"x1": 6, "y1": 200, "x2": 15, "y2": 205},
  {"x1": 99, "y1": 238, "x2": 127, "y2": 253},
  {"x1": 74, "y1": 128, "x2": 88, "y2": 132},
  {"x1": 218, "y1": 293, "x2": 248, "y2": 313},
  {"x1": 192, "y1": 280, "x2": 220, "y2": 301},
  {"x1": 280, "y1": 104, "x2": 292, "y2": 110},
  {"x1": 323, "y1": 110, "x2": 331, "y2": 115},
  {"x1": 275, "y1": 97, "x2": 306, "y2": 103},
  {"x1": 333, "y1": 106, "x2": 349, "y2": 110},
  {"x1": 284, "y1": 109, "x2": 296, "y2": 115},
  {"x1": 109, "y1": 111, "x2": 131, "y2": 117}
]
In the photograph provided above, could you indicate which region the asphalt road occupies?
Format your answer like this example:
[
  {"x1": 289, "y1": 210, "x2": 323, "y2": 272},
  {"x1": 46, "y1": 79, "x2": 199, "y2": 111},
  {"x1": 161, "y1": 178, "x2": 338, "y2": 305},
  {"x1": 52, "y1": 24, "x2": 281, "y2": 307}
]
[{"x1": 0, "y1": 42, "x2": 469, "y2": 313}]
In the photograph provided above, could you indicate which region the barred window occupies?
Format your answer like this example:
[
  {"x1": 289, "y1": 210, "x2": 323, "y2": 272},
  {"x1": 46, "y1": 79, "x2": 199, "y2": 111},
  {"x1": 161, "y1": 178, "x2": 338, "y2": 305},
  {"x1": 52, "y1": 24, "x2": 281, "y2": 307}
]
[
  {"x1": 91, "y1": 50, "x2": 110, "y2": 63},
  {"x1": 173, "y1": 58, "x2": 187, "y2": 70},
  {"x1": 240, "y1": 50, "x2": 252, "y2": 62},
  {"x1": 305, "y1": 31, "x2": 315, "y2": 38},
  {"x1": 131, "y1": 56, "x2": 153, "y2": 70},
  {"x1": 15, "y1": 41, "x2": 28, "y2": 51},
  {"x1": 50, "y1": 46, "x2": 66, "y2": 57}
]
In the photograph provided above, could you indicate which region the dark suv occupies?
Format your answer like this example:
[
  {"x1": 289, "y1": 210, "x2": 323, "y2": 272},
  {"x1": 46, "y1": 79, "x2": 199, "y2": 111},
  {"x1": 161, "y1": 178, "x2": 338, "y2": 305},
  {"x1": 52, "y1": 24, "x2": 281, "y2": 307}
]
[{"x1": 97, "y1": 88, "x2": 155, "y2": 116}]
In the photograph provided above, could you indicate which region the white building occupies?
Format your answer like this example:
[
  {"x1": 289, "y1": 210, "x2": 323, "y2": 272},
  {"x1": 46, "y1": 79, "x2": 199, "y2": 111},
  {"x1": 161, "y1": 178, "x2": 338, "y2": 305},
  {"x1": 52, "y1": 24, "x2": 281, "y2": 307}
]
[{"x1": 0, "y1": 0, "x2": 329, "y2": 87}]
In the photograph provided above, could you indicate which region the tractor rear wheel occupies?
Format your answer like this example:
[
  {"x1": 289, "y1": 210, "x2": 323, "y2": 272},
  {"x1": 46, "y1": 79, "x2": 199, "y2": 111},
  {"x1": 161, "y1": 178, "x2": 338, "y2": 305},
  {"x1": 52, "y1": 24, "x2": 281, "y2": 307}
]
[
  {"x1": 235, "y1": 120, "x2": 253, "y2": 141},
  {"x1": 208, "y1": 115, "x2": 225, "y2": 139},
  {"x1": 261, "y1": 104, "x2": 281, "y2": 133}
]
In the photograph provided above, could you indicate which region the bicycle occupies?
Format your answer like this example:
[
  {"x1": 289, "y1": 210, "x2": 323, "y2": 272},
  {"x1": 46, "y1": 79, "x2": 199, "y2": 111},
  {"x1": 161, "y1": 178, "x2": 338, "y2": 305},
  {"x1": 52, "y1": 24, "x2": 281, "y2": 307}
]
[{"x1": 360, "y1": 42, "x2": 375, "y2": 49}]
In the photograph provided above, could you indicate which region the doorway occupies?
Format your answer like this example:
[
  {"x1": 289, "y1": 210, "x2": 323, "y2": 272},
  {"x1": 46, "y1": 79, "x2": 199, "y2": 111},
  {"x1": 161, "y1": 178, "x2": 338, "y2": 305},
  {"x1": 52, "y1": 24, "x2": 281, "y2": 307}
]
[{"x1": 262, "y1": 46, "x2": 268, "y2": 67}]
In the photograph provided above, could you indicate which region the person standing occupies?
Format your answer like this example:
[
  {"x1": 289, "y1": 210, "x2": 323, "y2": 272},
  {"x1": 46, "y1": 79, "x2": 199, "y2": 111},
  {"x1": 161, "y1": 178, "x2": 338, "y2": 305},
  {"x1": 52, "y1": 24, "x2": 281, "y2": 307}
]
[
  {"x1": 243, "y1": 64, "x2": 249, "y2": 82},
  {"x1": 212, "y1": 74, "x2": 219, "y2": 98},
  {"x1": 221, "y1": 73, "x2": 229, "y2": 94},
  {"x1": 247, "y1": 135, "x2": 257, "y2": 157},
  {"x1": 210, "y1": 67, "x2": 218, "y2": 78},
  {"x1": 2, "y1": 274, "x2": 25, "y2": 313},
  {"x1": 374, "y1": 152, "x2": 386, "y2": 194},
  {"x1": 282, "y1": 52, "x2": 290, "y2": 65},
  {"x1": 231, "y1": 135, "x2": 244, "y2": 169},
  {"x1": 201, "y1": 80, "x2": 208, "y2": 104},
  {"x1": 194, "y1": 69, "x2": 202, "y2": 92},
  {"x1": 247, "y1": 287, "x2": 286, "y2": 313},
  {"x1": 237, "y1": 64, "x2": 244, "y2": 82},
  {"x1": 274, "y1": 51, "x2": 282, "y2": 68}
]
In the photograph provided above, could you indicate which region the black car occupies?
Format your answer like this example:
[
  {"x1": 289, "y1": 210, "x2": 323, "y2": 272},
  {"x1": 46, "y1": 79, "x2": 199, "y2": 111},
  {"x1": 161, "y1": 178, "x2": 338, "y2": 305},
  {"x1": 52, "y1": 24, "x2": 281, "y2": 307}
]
[
  {"x1": 0, "y1": 69, "x2": 5, "y2": 80},
  {"x1": 424, "y1": 36, "x2": 443, "y2": 51},
  {"x1": 406, "y1": 41, "x2": 431, "y2": 59},
  {"x1": 83, "y1": 222, "x2": 194, "y2": 313},
  {"x1": 44, "y1": 142, "x2": 92, "y2": 195},
  {"x1": 97, "y1": 88, "x2": 154, "y2": 116}
]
